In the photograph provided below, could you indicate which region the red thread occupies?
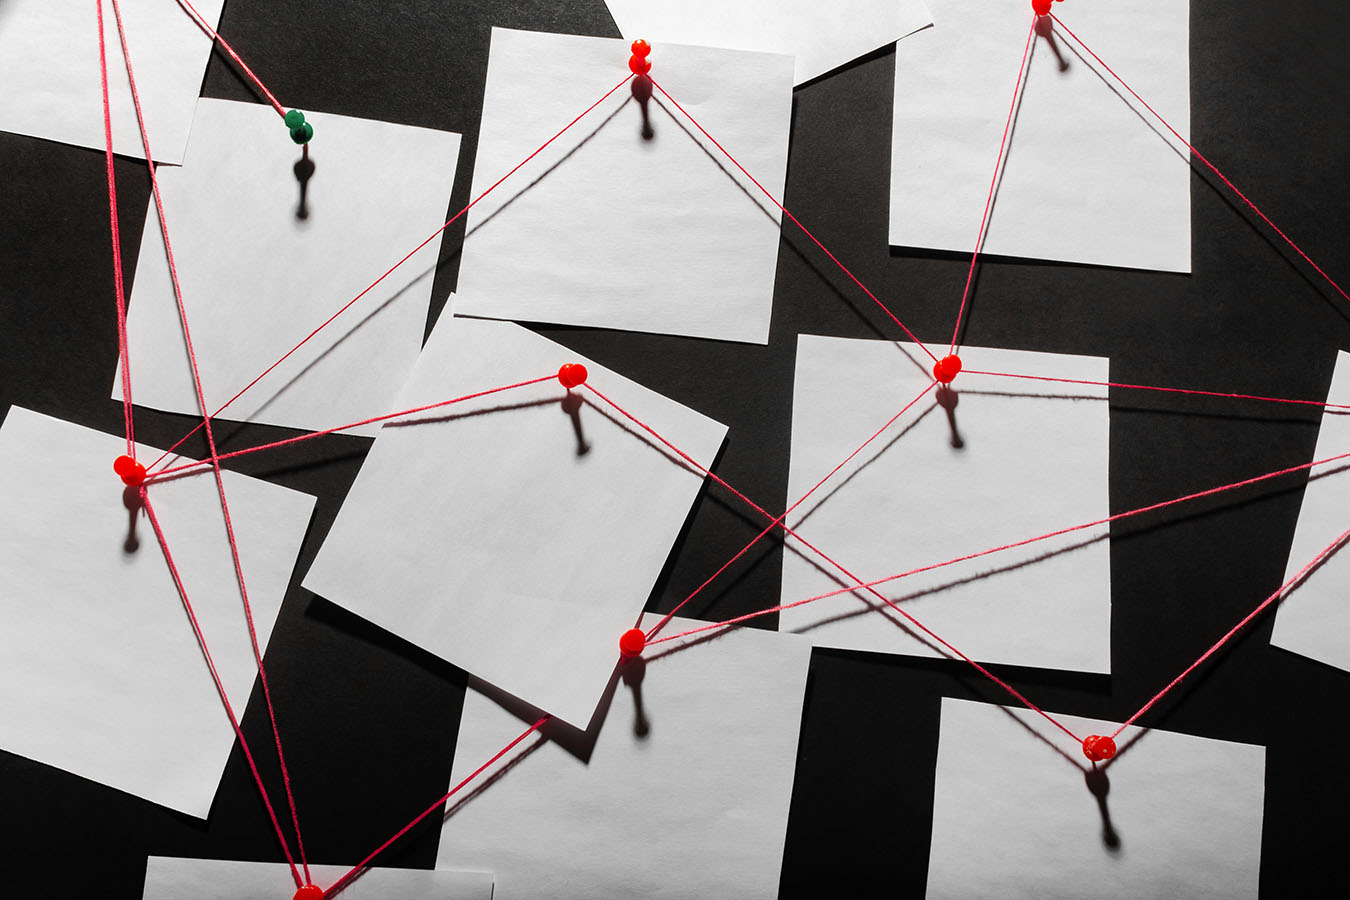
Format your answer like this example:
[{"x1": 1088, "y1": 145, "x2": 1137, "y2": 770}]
[
  {"x1": 651, "y1": 445, "x2": 1350, "y2": 647},
  {"x1": 582, "y1": 382, "x2": 1082, "y2": 744},
  {"x1": 148, "y1": 72, "x2": 636, "y2": 472},
  {"x1": 325, "y1": 716, "x2": 550, "y2": 896},
  {"x1": 148, "y1": 375, "x2": 557, "y2": 480},
  {"x1": 1112, "y1": 523, "x2": 1350, "y2": 736},
  {"x1": 1051, "y1": 12, "x2": 1350, "y2": 306},
  {"x1": 174, "y1": 0, "x2": 286, "y2": 117},
  {"x1": 950, "y1": 18, "x2": 1037, "y2": 354},
  {"x1": 142, "y1": 492, "x2": 302, "y2": 887},
  {"x1": 963, "y1": 369, "x2": 1350, "y2": 411},
  {"x1": 96, "y1": 0, "x2": 134, "y2": 455},
  {"x1": 645, "y1": 379, "x2": 939, "y2": 641},
  {"x1": 108, "y1": 1, "x2": 311, "y2": 883},
  {"x1": 646, "y1": 76, "x2": 939, "y2": 364}
]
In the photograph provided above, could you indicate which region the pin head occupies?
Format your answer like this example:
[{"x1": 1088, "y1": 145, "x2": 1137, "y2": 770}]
[
  {"x1": 619, "y1": 628, "x2": 646, "y2": 658},
  {"x1": 1032, "y1": 0, "x2": 1062, "y2": 15},
  {"x1": 290, "y1": 122, "x2": 314, "y2": 145},
  {"x1": 628, "y1": 54, "x2": 652, "y2": 75},
  {"x1": 113, "y1": 455, "x2": 146, "y2": 486},
  {"x1": 932, "y1": 354, "x2": 962, "y2": 384},
  {"x1": 293, "y1": 885, "x2": 324, "y2": 900},
  {"x1": 631, "y1": 39, "x2": 651, "y2": 58},
  {"x1": 1082, "y1": 734, "x2": 1117, "y2": 762},
  {"x1": 557, "y1": 363, "x2": 588, "y2": 389},
  {"x1": 284, "y1": 109, "x2": 307, "y2": 129}
]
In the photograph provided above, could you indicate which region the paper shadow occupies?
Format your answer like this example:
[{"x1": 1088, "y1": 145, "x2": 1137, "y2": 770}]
[{"x1": 293, "y1": 144, "x2": 315, "y2": 221}]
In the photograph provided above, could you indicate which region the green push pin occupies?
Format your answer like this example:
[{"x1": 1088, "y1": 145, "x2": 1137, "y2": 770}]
[
  {"x1": 284, "y1": 109, "x2": 305, "y2": 128},
  {"x1": 285, "y1": 109, "x2": 313, "y2": 144}
]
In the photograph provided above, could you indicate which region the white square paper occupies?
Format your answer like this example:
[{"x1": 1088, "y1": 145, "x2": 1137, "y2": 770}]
[
  {"x1": 117, "y1": 98, "x2": 461, "y2": 435},
  {"x1": 928, "y1": 698, "x2": 1265, "y2": 900},
  {"x1": 603, "y1": 0, "x2": 932, "y2": 85},
  {"x1": 143, "y1": 856, "x2": 493, "y2": 900},
  {"x1": 1272, "y1": 350, "x2": 1350, "y2": 671},
  {"x1": 303, "y1": 317, "x2": 727, "y2": 728},
  {"x1": 452, "y1": 28, "x2": 792, "y2": 344},
  {"x1": 779, "y1": 336, "x2": 1111, "y2": 673},
  {"x1": 890, "y1": 0, "x2": 1191, "y2": 272},
  {"x1": 0, "y1": 407, "x2": 315, "y2": 817},
  {"x1": 437, "y1": 613, "x2": 810, "y2": 900},
  {"x1": 0, "y1": 0, "x2": 224, "y2": 164}
]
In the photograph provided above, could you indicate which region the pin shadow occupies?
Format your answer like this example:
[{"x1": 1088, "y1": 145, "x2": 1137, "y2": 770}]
[
  {"x1": 631, "y1": 74, "x2": 654, "y2": 140},
  {"x1": 122, "y1": 484, "x2": 142, "y2": 554},
  {"x1": 561, "y1": 391, "x2": 590, "y2": 456},
  {"x1": 935, "y1": 384, "x2": 965, "y2": 449},
  {"x1": 1035, "y1": 15, "x2": 1070, "y2": 72},
  {"x1": 293, "y1": 144, "x2": 315, "y2": 221},
  {"x1": 620, "y1": 655, "x2": 651, "y2": 738},
  {"x1": 1085, "y1": 763, "x2": 1123, "y2": 850}
]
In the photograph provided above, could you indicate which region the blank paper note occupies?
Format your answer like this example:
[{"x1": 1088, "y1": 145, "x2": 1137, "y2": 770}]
[
  {"x1": 1272, "y1": 350, "x2": 1350, "y2": 672},
  {"x1": 437, "y1": 613, "x2": 810, "y2": 900},
  {"x1": 117, "y1": 98, "x2": 461, "y2": 436},
  {"x1": 0, "y1": 407, "x2": 314, "y2": 817},
  {"x1": 303, "y1": 317, "x2": 727, "y2": 730},
  {"x1": 890, "y1": 0, "x2": 1191, "y2": 272},
  {"x1": 928, "y1": 698, "x2": 1265, "y2": 900},
  {"x1": 778, "y1": 336, "x2": 1111, "y2": 674},
  {"x1": 0, "y1": 0, "x2": 224, "y2": 163},
  {"x1": 452, "y1": 28, "x2": 792, "y2": 344},
  {"x1": 602, "y1": 0, "x2": 932, "y2": 85},
  {"x1": 142, "y1": 857, "x2": 493, "y2": 900}
]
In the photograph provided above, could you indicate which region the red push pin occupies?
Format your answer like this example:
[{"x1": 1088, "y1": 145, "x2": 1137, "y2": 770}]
[
  {"x1": 628, "y1": 37, "x2": 651, "y2": 74},
  {"x1": 557, "y1": 363, "x2": 588, "y2": 389},
  {"x1": 932, "y1": 354, "x2": 962, "y2": 385},
  {"x1": 1081, "y1": 734, "x2": 1117, "y2": 762},
  {"x1": 113, "y1": 454, "x2": 146, "y2": 486},
  {"x1": 293, "y1": 885, "x2": 324, "y2": 900},
  {"x1": 1032, "y1": 0, "x2": 1063, "y2": 16},
  {"x1": 618, "y1": 627, "x2": 646, "y2": 658}
]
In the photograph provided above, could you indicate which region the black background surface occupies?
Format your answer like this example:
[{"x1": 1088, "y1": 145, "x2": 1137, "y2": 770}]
[{"x1": 2, "y1": 1, "x2": 1349, "y2": 896}]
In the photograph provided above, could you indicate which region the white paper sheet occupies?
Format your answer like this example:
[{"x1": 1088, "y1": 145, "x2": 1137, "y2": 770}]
[
  {"x1": 437, "y1": 613, "x2": 809, "y2": 899},
  {"x1": 1272, "y1": 350, "x2": 1350, "y2": 671},
  {"x1": 0, "y1": 0, "x2": 223, "y2": 164},
  {"x1": 928, "y1": 698, "x2": 1265, "y2": 899},
  {"x1": 143, "y1": 856, "x2": 493, "y2": 900},
  {"x1": 778, "y1": 336, "x2": 1111, "y2": 672},
  {"x1": 603, "y1": 0, "x2": 932, "y2": 85},
  {"x1": 890, "y1": 0, "x2": 1191, "y2": 272},
  {"x1": 452, "y1": 28, "x2": 791, "y2": 344},
  {"x1": 303, "y1": 317, "x2": 727, "y2": 728},
  {"x1": 116, "y1": 98, "x2": 461, "y2": 436},
  {"x1": 0, "y1": 407, "x2": 315, "y2": 817}
]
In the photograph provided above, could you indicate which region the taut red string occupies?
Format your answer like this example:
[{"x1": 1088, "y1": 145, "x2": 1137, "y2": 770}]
[
  {"x1": 148, "y1": 72, "x2": 636, "y2": 472},
  {"x1": 964, "y1": 369, "x2": 1350, "y2": 412},
  {"x1": 108, "y1": 0, "x2": 310, "y2": 883},
  {"x1": 173, "y1": 0, "x2": 286, "y2": 117},
  {"x1": 1051, "y1": 12, "x2": 1350, "y2": 307},
  {"x1": 647, "y1": 75, "x2": 939, "y2": 364},
  {"x1": 950, "y1": 17, "x2": 1037, "y2": 354}
]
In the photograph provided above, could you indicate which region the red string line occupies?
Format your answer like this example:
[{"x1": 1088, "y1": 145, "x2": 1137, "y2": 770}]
[
  {"x1": 651, "y1": 444, "x2": 1350, "y2": 648},
  {"x1": 646, "y1": 75, "x2": 939, "y2": 364},
  {"x1": 96, "y1": 0, "x2": 134, "y2": 455},
  {"x1": 147, "y1": 375, "x2": 557, "y2": 480},
  {"x1": 141, "y1": 491, "x2": 302, "y2": 885},
  {"x1": 148, "y1": 72, "x2": 635, "y2": 472},
  {"x1": 645, "y1": 379, "x2": 939, "y2": 641},
  {"x1": 1051, "y1": 12, "x2": 1350, "y2": 306},
  {"x1": 964, "y1": 369, "x2": 1350, "y2": 411},
  {"x1": 173, "y1": 0, "x2": 285, "y2": 117},
  {"x1": 1113, "y1": 523, "x2": 1350, "y2": 737},
  {"x1": 581, "y1": 381, "x2": 1082, "y2": 744},
  {"x1": 107, "y1": 0, "x2": 310, "y2": 882},
  {"x1": 950, "y1": 17, "x2": 1037, "y2": 354},
  {"x1": 325, "y1": 716, "x2": 551, "y2": 897}
]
